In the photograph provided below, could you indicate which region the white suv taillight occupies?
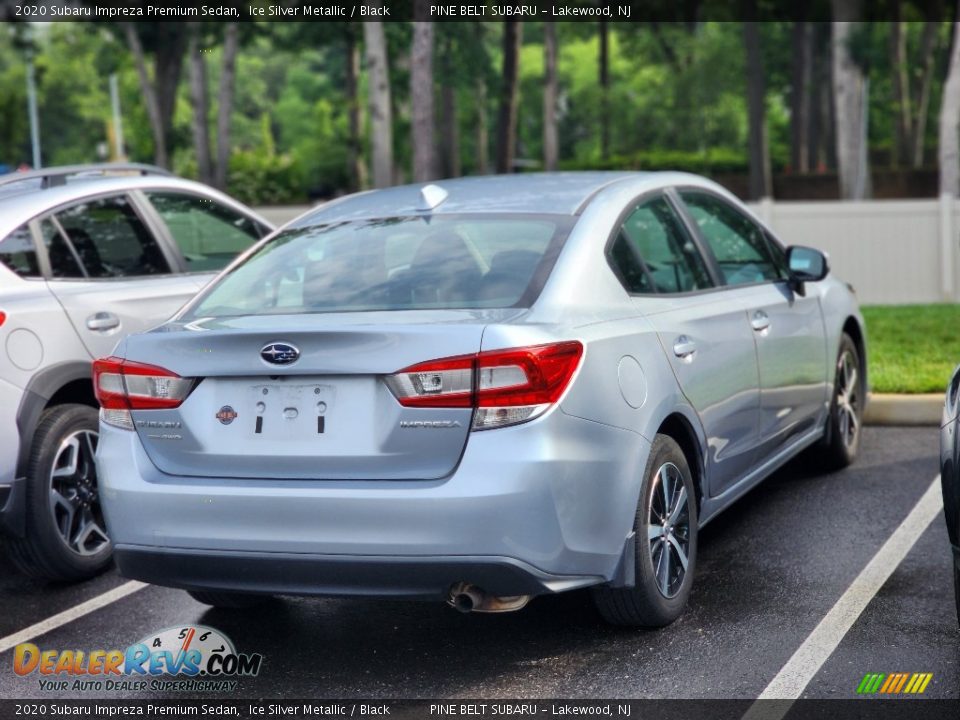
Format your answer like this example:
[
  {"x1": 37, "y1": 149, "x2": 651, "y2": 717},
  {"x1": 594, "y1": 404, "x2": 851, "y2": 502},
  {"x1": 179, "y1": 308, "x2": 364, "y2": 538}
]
[
  {"x1": 93, "y1": 356, "x2": 196, "y2": 430},
  {"x1": 386, "y1": 341, "x2": 583, "y2": 430}
]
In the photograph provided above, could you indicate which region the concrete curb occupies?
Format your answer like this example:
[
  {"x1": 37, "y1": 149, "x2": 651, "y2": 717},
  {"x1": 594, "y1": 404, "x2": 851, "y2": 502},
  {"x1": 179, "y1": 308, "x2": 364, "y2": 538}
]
[{"x1": 864, "y1": 393, "x2": 944, "y2": 426}]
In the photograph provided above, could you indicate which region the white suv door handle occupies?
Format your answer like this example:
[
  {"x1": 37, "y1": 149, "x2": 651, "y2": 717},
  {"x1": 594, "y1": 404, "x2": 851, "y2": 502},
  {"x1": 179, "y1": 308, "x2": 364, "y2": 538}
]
[
  {"x1": 751, "y1": 310, "x2": 771, "y2": 332},
  {"x1": 673, "y1": 336, "x2": 697, "y2": 360},
  {"x1": 86, "y1": 312, "x2": 120, "y2": 332}
]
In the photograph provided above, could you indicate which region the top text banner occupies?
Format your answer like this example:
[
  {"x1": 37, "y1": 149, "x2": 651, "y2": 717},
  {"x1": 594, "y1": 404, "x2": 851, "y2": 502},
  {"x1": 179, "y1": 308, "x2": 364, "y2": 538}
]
[{"x1": 4, "y1": 0, "x2": 880, "y2": 22}]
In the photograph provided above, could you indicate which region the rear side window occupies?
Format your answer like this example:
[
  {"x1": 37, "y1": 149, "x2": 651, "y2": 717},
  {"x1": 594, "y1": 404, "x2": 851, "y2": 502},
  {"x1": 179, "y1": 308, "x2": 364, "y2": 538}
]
[
  {"x1": 0, "y1": 225, "x2": 40, "y2": 278},
  {"x1": 185, "y1": 215, "x2": 571, "y2": 318},
  {"x1": 54, "y1": 195, "x2": 170, "y2": 278},
  {"x1": 40, "y1": 219, "x2": 85, "y2": 279},
  {"x1": 146, "y1": 192, "x2": 265, "y2": 272},
  {"x1": 609, "y1": 195, "x2": 712, "y2": 294},
  {"x1": 679, "y1": 191, "x2": 781, "y2": 286}
]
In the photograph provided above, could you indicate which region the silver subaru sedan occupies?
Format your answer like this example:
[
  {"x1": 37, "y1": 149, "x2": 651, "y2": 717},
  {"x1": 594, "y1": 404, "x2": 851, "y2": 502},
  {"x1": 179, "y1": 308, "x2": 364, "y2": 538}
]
[{"x1": 95, "y1": 172, "x2": 865, "y2": 627}]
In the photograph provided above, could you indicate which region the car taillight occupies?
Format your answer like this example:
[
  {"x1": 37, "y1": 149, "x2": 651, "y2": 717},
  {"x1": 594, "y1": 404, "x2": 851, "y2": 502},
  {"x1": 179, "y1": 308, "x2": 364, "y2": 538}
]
[
  {"x1": 0, "y1": 311, "x2": 6, "y2": 327},
  {"x1": 93, "y1": 356, "x2": 195, "y2": 430},
  {"x1": 386, "y1": 341, "x2": 583, "y2": 430}
]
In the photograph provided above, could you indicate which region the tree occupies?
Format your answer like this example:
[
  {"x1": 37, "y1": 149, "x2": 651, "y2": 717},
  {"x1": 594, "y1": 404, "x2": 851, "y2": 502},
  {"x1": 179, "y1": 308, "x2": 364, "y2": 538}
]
[
  {"x1": 187, "y1": 24, "x2": 213, "y2": 185},
  {"x1": 344, "y1": 27, "x2": 367, "y2": 191},
  {"x1": 543, "y1": 22, "x2": 558, "y2": 172},
  {"x1": 939, "y1": 18, "x2": 960, "y2": 196},
  {"x1": 790, "y1": 20, "x2": 813, "y2": 173},
  {"x1": 744, "y1": 17, "x2": 771, "y2": 198},
  {"x1": 410, "y1": 8, "x2": 435, "y2": 182},
  {"x1": 123, "y1": 22, "x2": 187, "y2": 168},
  {"x1": 364, "y1": 16, "x2": 393, "y2": 188},
  {"x1": 598, "y1": 20, "x2": 610, "y2": 161},
  {"x1": 495, "y1": 21, "x2": 522, "y2": 174},
  {"x1": 214, "y1": 22, "x2": 239, "y2": 191},
  {"x1": 832, "y1": 3, "x2": 872, "y2": 199}
]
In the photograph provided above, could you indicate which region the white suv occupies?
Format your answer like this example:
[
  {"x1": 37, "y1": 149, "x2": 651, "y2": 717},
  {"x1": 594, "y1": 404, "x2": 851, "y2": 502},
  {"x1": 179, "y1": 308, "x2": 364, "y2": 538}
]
[{"x1": 0, "y1": 164, "x2": 273, "y2": 581}]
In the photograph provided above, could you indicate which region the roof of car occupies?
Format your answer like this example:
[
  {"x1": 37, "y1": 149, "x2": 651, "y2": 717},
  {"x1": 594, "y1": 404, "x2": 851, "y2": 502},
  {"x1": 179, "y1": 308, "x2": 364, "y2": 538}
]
[
  {"x1": 293, "y1": 172, "x2": 680, "y2": 225},
  {"x1": 0, "y1": 173, "x2": 266, "y2": 241}
]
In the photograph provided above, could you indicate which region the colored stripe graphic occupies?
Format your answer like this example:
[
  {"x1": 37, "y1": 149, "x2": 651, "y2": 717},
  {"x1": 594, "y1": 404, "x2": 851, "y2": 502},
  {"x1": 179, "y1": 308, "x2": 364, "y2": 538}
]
[{"x1": 857, "y1": 672, "x2": 932, "y2": 694}]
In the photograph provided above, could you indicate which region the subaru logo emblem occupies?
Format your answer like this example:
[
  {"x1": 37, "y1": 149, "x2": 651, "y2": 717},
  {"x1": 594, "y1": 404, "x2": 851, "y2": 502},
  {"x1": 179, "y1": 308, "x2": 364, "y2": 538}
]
[{"x1": 260, "y1": 342, "x2": 300, "y2": 366}]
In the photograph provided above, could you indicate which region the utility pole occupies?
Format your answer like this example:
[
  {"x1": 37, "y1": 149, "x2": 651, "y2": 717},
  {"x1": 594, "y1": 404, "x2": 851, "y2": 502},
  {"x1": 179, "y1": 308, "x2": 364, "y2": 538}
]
[
  {"x1": 110, "y1": 73, "x2": 125, "y2": 160},
  {"x1": 26, "y1": 57, "x2": 41, "y2": 169}
]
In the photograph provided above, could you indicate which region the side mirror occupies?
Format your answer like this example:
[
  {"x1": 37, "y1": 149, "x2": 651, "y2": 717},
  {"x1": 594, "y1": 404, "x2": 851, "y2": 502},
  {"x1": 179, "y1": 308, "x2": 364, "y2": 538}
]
[{"x1": 786, "y1": 245, "x2": 829, "y2": 283}]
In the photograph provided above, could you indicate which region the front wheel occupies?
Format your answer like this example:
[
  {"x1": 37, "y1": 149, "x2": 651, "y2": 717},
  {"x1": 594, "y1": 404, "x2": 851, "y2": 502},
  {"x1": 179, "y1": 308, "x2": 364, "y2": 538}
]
[
  {"x1": 591, "y1": 434, "x2": 698, "y2": 627},
  {"x1": 7, "y1": 404, "x2": 113, "y2": 581},
  {"x1": 818, "y1": 333, "x2": 864, "y2": 471}
]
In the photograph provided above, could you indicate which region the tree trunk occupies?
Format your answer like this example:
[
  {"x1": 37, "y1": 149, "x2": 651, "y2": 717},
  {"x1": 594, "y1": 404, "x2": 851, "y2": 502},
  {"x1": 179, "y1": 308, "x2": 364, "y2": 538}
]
[
  {"x1": 832, "y1": 9, "x2": 871, "y2": 199},
  {"x1": 440, "y1": 81, "x2": 460, "y2": 178},
  {"x1": 913, "y1": 21, "x2": 940, "y2": 168},
  {"x1": 744, "y1": 18, "x2": 772, "y2": 199},
  {"x1": 154, "y1": 24, "x2": 186, "y2": 169},
  {"x1": 123, "y1": 23, "x2": 168, "y2": 168},
  {"x1": 410, "y1": 12, "x2": 435, "y2": 183},
  {"x1": 495, "y1": 21, "x2": 522, "y2": 174},
  {"x1": 345, "y1": 30, "x2": 367, "y2": 191},
  {"x1": 790, "y1": 21, "x2": 812, "y2": 173},
  {"x1": 543, "y1": 21, "x2": 558, "y2": 172},
  {"x1": 187, "y1": 25, "x2": 213, "y2": 185},
  {"x1": 598, "y1": 20, "x2": 610, "y2": 161},
  {"x1": 364, "y1": 18, "x2": 393, "y2": 188},
  {"x1": 213, "y1": 22, "x2": 239, "y2": 192},
  {"x1": 939, "y1": 20, "x2": 960, "y2": 196},
  {"x1": 476, "y1": 78, "x2": 489, "y2": 175},
  {"x1": 890, "y1": 17, "x2": 912, "y2": 167}
]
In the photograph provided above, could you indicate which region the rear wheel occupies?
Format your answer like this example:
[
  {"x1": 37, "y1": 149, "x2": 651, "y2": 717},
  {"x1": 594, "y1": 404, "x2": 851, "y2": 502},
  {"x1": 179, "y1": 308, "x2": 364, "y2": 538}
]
[
  {"x1": 818, "y1": 333, "x2": 864, "y2": 471},
  {"x1": 187, "y1": 590, "x2": 269, "y2": 609},
  {"x1": 592, "y1": 434, "x2": 697, "y2": 627},
  {"x1": 8, "y1": 404, "x2": 113, "y2": 581}
]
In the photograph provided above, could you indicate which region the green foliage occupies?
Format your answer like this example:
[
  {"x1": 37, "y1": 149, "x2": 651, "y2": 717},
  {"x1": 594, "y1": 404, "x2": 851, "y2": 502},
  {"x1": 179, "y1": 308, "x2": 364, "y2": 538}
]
[
  {"x1": 226, "y1": 149, "x2": 303, "y2": 206},
  {"x1": 862, "y1": 304, "x2": 960, "y2": 394}
]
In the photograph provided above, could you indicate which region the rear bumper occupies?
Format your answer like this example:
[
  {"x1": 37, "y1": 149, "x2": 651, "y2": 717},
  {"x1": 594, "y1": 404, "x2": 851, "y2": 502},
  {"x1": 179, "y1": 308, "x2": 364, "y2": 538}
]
[
  {"x1": 0, "y1": 376, "x2": 24, "y2": 537},
  {"x1": 98, "y1": 408, "x2": 650, "y2": 598},
  {"x1": 114, "y1": 546, "x2": 601, "y2": 599}
]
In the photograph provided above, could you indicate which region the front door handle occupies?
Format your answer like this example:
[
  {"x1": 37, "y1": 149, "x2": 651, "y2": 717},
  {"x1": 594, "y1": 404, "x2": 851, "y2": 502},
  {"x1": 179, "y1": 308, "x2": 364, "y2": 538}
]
[
  {"x1": 673, "y1": 336, "x2": 697, "y2": 360},
  {"x1": 751, "y1": 310, "x2": 771, "y2": 333},
  {"x1": 86, "y1": 312, "x2": 120, "y2": 332}
]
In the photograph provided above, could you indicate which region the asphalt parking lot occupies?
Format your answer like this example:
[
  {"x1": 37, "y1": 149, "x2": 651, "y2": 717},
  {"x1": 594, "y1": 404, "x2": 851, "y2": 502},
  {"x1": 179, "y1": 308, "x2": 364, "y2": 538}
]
[{"x1": 0, "y1": 426, "x2": 955, "y2": 701}]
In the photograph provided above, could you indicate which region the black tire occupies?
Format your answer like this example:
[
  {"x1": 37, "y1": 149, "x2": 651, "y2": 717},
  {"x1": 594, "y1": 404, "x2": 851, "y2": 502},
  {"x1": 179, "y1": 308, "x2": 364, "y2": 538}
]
[
  {"x1": 817, "y1": 333, "x2": 864, "y2": 471},
  {"x1": 591, "y1": 434, "x2": 698, "y2": 627},
  {"x1": 8, "y1": 404, "x2": 113, "y2": 581},
  {"x1": 187, "y1": 590, "x2": 269, "y2": 609}
]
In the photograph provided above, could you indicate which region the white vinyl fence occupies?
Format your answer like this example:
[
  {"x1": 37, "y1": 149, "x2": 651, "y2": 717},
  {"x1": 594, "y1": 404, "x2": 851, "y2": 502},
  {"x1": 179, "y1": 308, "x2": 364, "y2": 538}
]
[
  {"x1": 256, "y1": 198, "x2": 960, "y2": 306},
  {"x1": 748, "y1": 198, "x2": 955, "y2": 306}
]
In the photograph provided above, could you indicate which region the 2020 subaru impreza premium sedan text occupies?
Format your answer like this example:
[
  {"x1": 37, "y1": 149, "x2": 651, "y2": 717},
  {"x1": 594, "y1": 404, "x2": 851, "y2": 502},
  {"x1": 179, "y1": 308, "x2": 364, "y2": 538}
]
[{"x1": 95, "y1": 172, "x2": 866, "y2": 626}]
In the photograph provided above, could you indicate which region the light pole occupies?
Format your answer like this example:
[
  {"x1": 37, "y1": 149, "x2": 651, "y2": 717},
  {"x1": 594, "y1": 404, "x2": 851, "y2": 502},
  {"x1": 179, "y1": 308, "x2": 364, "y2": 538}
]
[{"x1": 25, "y1": 52, "x2": 41, "y2": 169}]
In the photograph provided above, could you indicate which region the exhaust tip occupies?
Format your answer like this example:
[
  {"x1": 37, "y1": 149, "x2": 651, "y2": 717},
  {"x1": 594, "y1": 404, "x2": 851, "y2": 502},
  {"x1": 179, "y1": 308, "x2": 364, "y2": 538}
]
[{"x1": 453, "y1": 593, "x2": 475, "y2": 613}]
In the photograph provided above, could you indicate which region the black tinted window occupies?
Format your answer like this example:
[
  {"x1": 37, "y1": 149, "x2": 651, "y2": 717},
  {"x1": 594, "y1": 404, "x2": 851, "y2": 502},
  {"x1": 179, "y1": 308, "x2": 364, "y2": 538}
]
[
  {"x1": 679, "y1": 191, "x2": 780, "y2": 286},
  {"x1": 609, "y1": 196, "x2": 712, "y2": 294},
  {"x1": 147, "y1": 192, "x2": 264, "y2": 272},
  {"x1": 188, "y1": 215, "x2": 570, "y2": 318},
  {"x1": 40, "y1": 219, "x2": 85, "y2": 278},
  {"x1": 0, "y1": 225, "x2": 40, "y2": 278},
  {"x1": 54, "y1": 196, "x2": 169, "y2": 278}
]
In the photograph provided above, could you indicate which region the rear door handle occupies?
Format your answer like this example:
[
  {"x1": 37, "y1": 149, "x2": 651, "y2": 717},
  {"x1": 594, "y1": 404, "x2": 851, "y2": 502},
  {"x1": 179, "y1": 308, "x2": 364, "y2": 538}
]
[
  {"x1": 751, "y1": 310, "x2": 771, "y2": 333},
  {"x1": 86, "y1": 312, "x2": 120, "y2": 332},
  {"x1": 673, "y1": 336, "x2": 697, "y2": 360}
]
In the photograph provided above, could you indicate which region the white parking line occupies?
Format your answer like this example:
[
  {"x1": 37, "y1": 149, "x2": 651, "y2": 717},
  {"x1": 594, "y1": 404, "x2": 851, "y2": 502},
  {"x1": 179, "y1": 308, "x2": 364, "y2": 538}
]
[
  {"x1": 741, "y1": 475, "x2": 943, "y2": 719},
  {"x1": 0, "y1": 580, "x2": 146, "y2": 655}
]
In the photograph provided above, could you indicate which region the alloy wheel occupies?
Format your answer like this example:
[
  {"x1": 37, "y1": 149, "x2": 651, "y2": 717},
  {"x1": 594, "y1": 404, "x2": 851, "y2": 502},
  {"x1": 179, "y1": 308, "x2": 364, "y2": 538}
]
[
  {"x1": 836, "y1": 349, "x2": 861, "y2": 451},
  {"x1": 647, "y1": 462, "x2": 691, "y2": 598},
  {"x1": 48, "y1": 430, "x2": 110, "y2": 556}
]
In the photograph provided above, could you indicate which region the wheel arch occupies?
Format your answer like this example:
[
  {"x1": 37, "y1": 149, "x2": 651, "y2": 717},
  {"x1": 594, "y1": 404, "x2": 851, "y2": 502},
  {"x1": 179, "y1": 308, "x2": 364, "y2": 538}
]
[
  {"x1": 842, "y1": 315, "x2": 868, "y2": 390},
  {"x1": 16, "y1": 361, "x2": 95, "y2": 479},
  {"x1": 656, "y1": 411, "x2": 706, "y2": 519}
]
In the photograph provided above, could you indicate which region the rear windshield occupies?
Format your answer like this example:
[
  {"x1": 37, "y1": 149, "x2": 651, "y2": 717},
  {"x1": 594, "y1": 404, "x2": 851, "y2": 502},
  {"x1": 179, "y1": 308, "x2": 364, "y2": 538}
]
[{"x1": 185, "y1": 214, "x2": 572, "y2": 318}]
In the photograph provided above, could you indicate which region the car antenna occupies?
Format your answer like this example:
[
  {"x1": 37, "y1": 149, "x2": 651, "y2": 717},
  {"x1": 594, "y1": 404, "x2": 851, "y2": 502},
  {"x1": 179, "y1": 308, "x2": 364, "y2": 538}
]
[{"x1": 417, "y1": 184, "x2": 448, "y2": 211}]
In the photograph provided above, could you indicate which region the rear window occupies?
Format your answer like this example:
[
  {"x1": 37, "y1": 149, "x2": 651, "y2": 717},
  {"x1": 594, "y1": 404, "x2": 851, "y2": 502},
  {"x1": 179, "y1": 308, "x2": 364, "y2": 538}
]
[{"x1": 185, "y1": 215, "x2": 572, "y2": 318}]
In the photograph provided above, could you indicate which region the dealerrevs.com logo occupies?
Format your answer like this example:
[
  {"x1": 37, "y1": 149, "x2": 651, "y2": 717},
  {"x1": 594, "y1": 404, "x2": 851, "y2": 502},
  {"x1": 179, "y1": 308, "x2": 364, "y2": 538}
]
[{"x1": 13, "y1": 625, "x2": 263, "y2": 693}]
